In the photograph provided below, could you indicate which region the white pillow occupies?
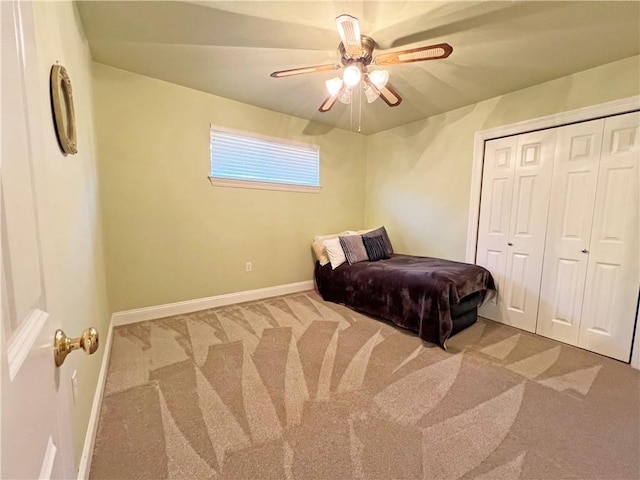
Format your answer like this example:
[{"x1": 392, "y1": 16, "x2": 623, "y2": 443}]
[
  {"x1": 312, "y1": 234, "x2": 338, "y2": 266},
  {"x1": 323, "y1": 237, "x2": 347, "y2": 269},
  {"x1": 312, "y1": 230, "x2": 357, "y2": 266}
]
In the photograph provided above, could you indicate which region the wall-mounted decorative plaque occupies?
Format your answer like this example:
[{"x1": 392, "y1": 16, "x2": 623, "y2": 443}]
[{"x1": 50, "y1": 64, "x2": 77, "y2": 154}]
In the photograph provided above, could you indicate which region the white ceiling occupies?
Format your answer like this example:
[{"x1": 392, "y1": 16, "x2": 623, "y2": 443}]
[{"x1": 77, "y1": 1, "x2": 640, "y2": 135}]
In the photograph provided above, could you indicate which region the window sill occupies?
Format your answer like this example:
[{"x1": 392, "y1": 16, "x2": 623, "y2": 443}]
[{"x1": 208, "y1": 177, "x2": 321, "y2": 193}]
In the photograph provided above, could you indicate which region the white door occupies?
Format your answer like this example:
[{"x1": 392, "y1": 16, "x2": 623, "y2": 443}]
[
  {"x1": 536, "y1": 119, "x2": 604, "y2": 344},
  {"x1": 476, "y1": 137, "x2": 517, "y2": 322},
  {"x1": 1, "y1": 1, "x2": 74, "y2": 478},
  {"x1": 578, "y1": 112, "x2": 640, "y2": 361}
]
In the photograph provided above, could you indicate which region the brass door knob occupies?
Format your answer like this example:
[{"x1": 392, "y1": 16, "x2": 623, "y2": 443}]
[{"x1": 54, "y1": 327, "x2": 99, "y2": 367}]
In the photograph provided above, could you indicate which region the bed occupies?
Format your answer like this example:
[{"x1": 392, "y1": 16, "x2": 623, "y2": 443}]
[{"x1": 314, "y1": 254, "x2": 495, "y2": 348}]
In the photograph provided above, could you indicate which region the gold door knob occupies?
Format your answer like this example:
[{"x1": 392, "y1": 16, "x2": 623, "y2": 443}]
[{"x1": 54, "y1": 327, "x2": 99, "y2": 367}]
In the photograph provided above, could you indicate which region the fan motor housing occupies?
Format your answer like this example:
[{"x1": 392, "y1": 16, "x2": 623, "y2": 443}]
[{"x1": 339, "y1": 35, "x2": 375, "y2": 66}]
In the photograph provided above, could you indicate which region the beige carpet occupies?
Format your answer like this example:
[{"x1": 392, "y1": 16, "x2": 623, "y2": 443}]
[{"x1": 90, "y1": 291, "x2": 640, "y2": 479}]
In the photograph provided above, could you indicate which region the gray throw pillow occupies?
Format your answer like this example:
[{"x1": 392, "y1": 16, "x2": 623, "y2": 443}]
[
  {"x1": 339, "y1": 235, "x2": 369, "y2": 265},
  {"x1": 363, "y1": 226, "x2": 393, "y2": 257},
  {"x1": 363, "y1": 235, "x2": 389, "y2": 261}
]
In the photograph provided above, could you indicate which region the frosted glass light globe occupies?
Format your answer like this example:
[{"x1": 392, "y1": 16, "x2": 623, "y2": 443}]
[
  {"x1": 325, "y1": 77, "x2": 343, "y2": 96},
  {"x1": 338, "y1": 88, "x2": 352, "y2": 105},
  {"x1": 369, "y1": 69, "x2": 389, "y2": 89},
  {"x1": 343, "y1": 65, "x2": 362, "y2": 87},
  {"x1": 364, "y1": 84, "x2": 379, "y2": 103}
]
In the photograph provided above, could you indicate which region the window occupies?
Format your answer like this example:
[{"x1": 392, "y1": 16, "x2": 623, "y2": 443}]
[{"x1": 209, "y1": 126, "x2": 320, "y2": 193}]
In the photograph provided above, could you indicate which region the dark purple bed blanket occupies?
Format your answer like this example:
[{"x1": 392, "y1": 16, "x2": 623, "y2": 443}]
[{"x1": 314, "y1": 254, "x2": 496, "y2": 348}]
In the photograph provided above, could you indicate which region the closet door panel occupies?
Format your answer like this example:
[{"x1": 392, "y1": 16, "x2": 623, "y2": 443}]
[
  {"x1": 476, "y1": 137, "x2": 517, "y2": 322},
  {"x1": 579, "y1": 112, "x2": 639, "y2": 361},
  {"x1": 536, "y1": 119, "x2": 603, "y2": 344},
  {"x1": 502, "y1": 129, "x2": 557, "y2": 332}
]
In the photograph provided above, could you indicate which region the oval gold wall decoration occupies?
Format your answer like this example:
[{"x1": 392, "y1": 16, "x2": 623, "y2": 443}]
[{"x1": 50, "y1": 64, "x2": 78, "y2": 154}]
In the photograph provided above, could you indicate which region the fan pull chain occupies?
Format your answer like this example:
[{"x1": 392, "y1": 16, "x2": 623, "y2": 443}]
[
  {"x1": 349, "y1": 92, "x2": 353, "y2": 131},
  {"x1": 358, "y1": 85, "x2": 362, "y2": 133}
]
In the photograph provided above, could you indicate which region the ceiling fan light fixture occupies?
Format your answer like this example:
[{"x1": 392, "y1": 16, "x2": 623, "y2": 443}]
[
  {"x1": 273, "y1": 14, "x2": 449, "y2": 117},
  {"x1": 369, "y1": 69, "x2": 389, "y2": 90},
  {"x1": 325, "y1": 77, "x2": 343, "y2": 96},
  {"x1": 343, "y1": 65, "x2": 362, "y2": 87}
]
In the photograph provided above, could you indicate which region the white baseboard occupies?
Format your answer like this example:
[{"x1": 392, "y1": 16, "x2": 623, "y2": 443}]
[
  {"x1": 111, "y1": 280, "x2": 315, "y2": 326},
  {"x1": 77, "y1": 316, "x2": 114, "y2": 480}
]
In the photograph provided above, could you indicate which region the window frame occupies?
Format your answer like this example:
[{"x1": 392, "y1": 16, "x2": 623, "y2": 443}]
[{"x1": 208, "y1": 124, "x2": 321, "y2": 193}]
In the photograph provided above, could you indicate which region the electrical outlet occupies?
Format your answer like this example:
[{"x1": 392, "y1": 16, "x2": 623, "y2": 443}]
[
  {"x1": 245, "y1": 262, "x2": 252, "y2": 272},
  {"x1": 71, "y1": 370, "x2": 78, "y2": 405}
]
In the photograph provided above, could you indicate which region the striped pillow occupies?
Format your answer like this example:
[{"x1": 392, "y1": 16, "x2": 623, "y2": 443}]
[
  {"x1": 339, "y1": 235, "x2": 369, "y2": 265},
  {"x1": 363, "y1": 235, "x2": 389, "y2": 261},
  {"x1": 363, "y1": 226, "x2": 393, "y2": 257}
]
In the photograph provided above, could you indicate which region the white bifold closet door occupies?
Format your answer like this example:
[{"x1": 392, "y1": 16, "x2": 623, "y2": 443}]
[
  {"x1": 578, "y1": 112, "x2": 639, "y2": 360},
  {"x1": 475, "y1": 137, "x2": 516, "y2": 322},
  {"x1": 477, "y1": 129, "x2": 557, "y2": 332},
  {"x1": 536, "y1": 119, "x2": 604, "y2": 345},
  {"x1": 537, "y1": 112, "x2": 639, "y2": 360}
]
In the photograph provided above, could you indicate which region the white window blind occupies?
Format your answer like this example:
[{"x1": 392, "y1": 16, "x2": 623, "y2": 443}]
[{"x1": 209, "y1": 126, "x2": 320, "y2": 193}]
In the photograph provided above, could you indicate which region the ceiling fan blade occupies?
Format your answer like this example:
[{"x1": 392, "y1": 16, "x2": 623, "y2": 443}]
[
  {"x1": 318, "y1": 95, "x2": 339, "y2": 113},
  {"x1": 336, "y1": 14, "x2": 362, "y2": 56},
  {"x1": 270, "y1": 64, "x2": 341, "y2": 78},
  {"x1": 378, "y1": 83, "x2": 403, "y2": 107},
  {"x1": 319, "y1": 83, "x2": 348, "y2": 112},
  {"x1": 374, "y1": 43, "x2": 453, "y2": 66}
]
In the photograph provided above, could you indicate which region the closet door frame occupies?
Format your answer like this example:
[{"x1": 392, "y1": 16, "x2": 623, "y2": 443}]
[{"x1": 465, "y1": 96, "x2": 640, "y2": 367}]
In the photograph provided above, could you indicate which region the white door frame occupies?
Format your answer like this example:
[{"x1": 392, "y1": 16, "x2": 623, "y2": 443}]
[{"x1": 465, "y1": 95, "x2": 640, "y2": 366}]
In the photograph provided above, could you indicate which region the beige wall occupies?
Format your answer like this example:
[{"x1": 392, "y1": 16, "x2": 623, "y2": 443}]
[
  {"x1": 32, "y1": 0, "x2": 110, "y2": 468},
  {"x1": 364, "y1": 55, "x2": 640, "y2": 261},
  {"x1": 94, "y1": 55, "x2": 640, "y2": 313},
  {"x1": 92, "y1": 64, "x2": 367, "y2": 312}
]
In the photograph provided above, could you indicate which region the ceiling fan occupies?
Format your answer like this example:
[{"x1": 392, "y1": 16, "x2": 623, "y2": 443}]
[{"x1": 270, "y1": 14, "x2": 453, "y2": 113}]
